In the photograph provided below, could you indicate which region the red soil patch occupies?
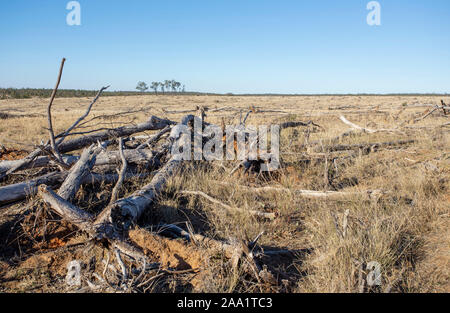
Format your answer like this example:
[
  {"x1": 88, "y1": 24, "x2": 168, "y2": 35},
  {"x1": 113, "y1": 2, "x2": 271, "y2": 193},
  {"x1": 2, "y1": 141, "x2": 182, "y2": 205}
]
[{"x1": 0, "y1": 148, "x2": 28, "y2": 160}]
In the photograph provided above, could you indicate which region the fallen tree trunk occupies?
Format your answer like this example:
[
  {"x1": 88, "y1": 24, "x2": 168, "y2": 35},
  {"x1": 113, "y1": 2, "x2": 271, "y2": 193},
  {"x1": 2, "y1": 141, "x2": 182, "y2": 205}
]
[
  {"x1": 100, "y1": 154, "x2": 182, "y2": 230},
  {"x1": 0, "y1": 170, "x2": 151, "y2": 206},
  {"x1": 0, "y1": 172, "x2": 66, "y2": 205},
  {"x1": 39, "y1": 185, "x2": 95, "y2": 234},
  {"x1": 0, "y1": 116, "x2": 175, "y2": 180},
  {"x1": 57, "y1": 116, "x2": 175, "y2": 154},
  {"x1": 280, "y1": 120, "x2": 322, "y2": 129},
  {"x1": 214, "y1": 181, "x2": 384, "y2": 200},
  {"x1": 38, "y1": 185, "x2": 150, "y2": 261},
  {"x1": 57, "y1": 145, "x2": 100, "y2": 201},
  {"x1": 0, "y1": 149, "x2": 156, "y2": 174},
  {"x1": 94, "y1": 116, "x2": 193, "y2": 231}
]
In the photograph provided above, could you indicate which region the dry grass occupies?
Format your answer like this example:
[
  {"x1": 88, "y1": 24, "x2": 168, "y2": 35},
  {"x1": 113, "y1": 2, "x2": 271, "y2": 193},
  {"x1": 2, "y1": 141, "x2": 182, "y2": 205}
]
[{"x1": 0, "y1": 95, "x2": 448, "y2": 293}]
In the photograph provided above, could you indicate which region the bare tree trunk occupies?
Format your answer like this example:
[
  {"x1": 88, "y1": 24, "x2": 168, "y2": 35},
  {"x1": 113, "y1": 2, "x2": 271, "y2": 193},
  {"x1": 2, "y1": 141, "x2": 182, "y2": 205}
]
[
  {"x1": 0, "y1": 149, "x2": 155, "y2": 174},
  {"x1": 0, "y1": 169, "x2": 151, "y2": 206},
  {"x1": 101, "y1": 156, "x2": 182, "y2": 229},
  {"x1": 95, "y1": 116, "x2": 193, "y2": 229},
  {"x1": 109, "y1": 138, "x2": 127, "y2": 204},
  {"x1": 39, "y1": 185, "x2": 95, "y2": 234},
  {"x1": 57, "y1": 116, "x2": 175, "y2": 154},
  {"x1": 0, "y1": 117, "x2": 174, "y2": 180},
  {"x1": 57, "y1": 145, "x2": 101, "y2": 201},
  {"x1": 0, "y1": 172, "x2": 66, "y2": 205}
]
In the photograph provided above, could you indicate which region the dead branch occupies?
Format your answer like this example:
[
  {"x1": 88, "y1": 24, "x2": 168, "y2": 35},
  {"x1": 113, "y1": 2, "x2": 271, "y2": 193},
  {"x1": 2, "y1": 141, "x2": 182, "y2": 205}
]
[
  {"x1": 114, "y1": 248, "x2": 128, "y2": 289},
  {"x1": 57, "y1": 144, "x2": 101, "y2": 201},
  {"x1": 280, "y1": 120, "x2": 322, "y2": 129},
  {"x1": 213, "y1": 181, "x2": 384, "y2": 200},
  {"x1": 136, "y1": 125, "x2": 171, "y2": 150},
  {"x1": 57, "y1": 116, "x2": 175, "y2": 154},
  {"x1": 39, "y1": 185, "x2": 95, "y2": 234},
  {"x1": 0, "y1": 116, "x2": 173, "y2": 180},
  {"x1": 94, "y1": 115, "x2": 193, "y2": 231},
  {"x1": 0, "y1": 148, "x2": 155, "y2": 174},
  {"x1": 55, "y1": 85, "x2": 110, "y2": 145},
  {"x1": 47, "y1": 58, "x2": 66, "y2": 164},
  {"x1": 38, "y1": 185, "x2": 151, "y2": 263},
  {"x1": 109, "y1": 138, "x2": 127, "y2": 205},
  {"x1": 412, "y1": 107, "x2": 440, "y2": 123},
  {"x1": 73, "y1": 107, "x2": 153, "y2": 131},
  {"x1": 339, "y1": 115, "x2": 404, "y2": 134},
  {"x1": 441, "y1": 100, "x2": 448, "y2": 115},
  {"x1": 0, "y1": 170, "x2": 151, "y2": 206},
  {"x1": 180, "y1": 190, "x2": 276, "y2": 220}
]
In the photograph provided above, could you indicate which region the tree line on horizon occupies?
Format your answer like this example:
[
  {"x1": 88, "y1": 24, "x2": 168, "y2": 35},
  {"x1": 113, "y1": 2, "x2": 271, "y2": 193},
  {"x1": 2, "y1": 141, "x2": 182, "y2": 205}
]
[
  {"x1": 0, "y1": 88, "x2": 179, "y2": 100},
  {"x1": 136, "y1": 80, "x2": 185, "y2": 94}
]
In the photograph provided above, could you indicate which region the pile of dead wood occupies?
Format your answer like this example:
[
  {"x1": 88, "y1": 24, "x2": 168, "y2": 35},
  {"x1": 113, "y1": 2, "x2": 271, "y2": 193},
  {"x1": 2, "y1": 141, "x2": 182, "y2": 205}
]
[
  {"x1": 0, "y1": 59, "x2": 310, "y2": 290},
  {"x1": 2, "y1": 59, "x2": 443, "y2": 291}
]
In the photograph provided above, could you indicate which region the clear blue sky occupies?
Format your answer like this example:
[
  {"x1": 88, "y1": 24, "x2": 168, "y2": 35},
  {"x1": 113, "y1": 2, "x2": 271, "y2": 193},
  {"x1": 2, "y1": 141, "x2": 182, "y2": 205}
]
[{"x1": 1, "y1": 0, "x2": 449, "y2": 94}]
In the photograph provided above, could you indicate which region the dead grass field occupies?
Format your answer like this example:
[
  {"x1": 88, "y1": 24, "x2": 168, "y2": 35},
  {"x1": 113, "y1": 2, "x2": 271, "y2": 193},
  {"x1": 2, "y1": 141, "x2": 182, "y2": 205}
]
[{"x1": 0, "y1": 95, "x2": 448, "y2": 293}]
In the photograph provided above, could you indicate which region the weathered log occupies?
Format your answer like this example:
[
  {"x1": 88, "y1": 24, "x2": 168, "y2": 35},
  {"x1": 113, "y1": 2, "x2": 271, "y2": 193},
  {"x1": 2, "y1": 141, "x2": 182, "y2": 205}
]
[
  {"x1": 0, "y1": 149, "x2": 155, "y2": 174},
  {"x1": 57, "y1": 116, "x2": 176, "y2": 154},
  {"x1": 0, "y1": 172, "x2": 66, "y2": 205},
  {"x1": 339, "y1": 115, "x2": 404, "y2": 134},
  {"x1": 0, "y1": 148, "x2": 156, "y2": 205},
  {"x1": 109, "y1": 138, "x2": 127, "y2": 205},
  {"x1": 38, "y1": 185, "x2": 150, "y2": 261},
  {"x1": 102, "y1": 156, "x2": 182, "y2": 229},
  {"x1": 213, "y1": 181, "x2": 384, "y2": 200},
  {"x1": 280, "y1": 120, "x2": 322, "y2": 129},
  {"x1": 39, "y1": 185, "x2": 95, "y2": 234},
  {"x1": 0, "y1": 170, "x2": 151, "y2": 206},
  {"x1": 0, "y1": 116, "x2": 173, "y2": 180},
  {"x1": 94, "y1": 116, "x2": 193, "y2": 231},
  {"x1": 57, "y1": 145, "x2": 100, "y2": 201},
  {"x1": 0, "y1": 149, "x2": 43, "y2": 180}
]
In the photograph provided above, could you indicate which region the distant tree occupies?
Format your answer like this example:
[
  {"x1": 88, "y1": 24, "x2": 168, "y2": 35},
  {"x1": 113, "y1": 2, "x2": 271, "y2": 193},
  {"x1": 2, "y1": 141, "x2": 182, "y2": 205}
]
[
  {"x1": 174, "y1": 81, "x2": 181, "y2": 92},
  {"x1": 150, "y1": 82, "x2": 159, "y2": 95},
  {"x1": 164, "y1": 80, "x2": 171, "y2": 93},
  {"x1": 182, "y1": 85, "x2": 186, "y2": 93},
  {"x1": 136, "y1": 81, "x2": 149, "y2": 93},
  {"x1": 160, "y1": 82, "x2": 165, "y2": 94},
  {"x1": 171, "y1": 80, "x2": 178, "y2": 92}
]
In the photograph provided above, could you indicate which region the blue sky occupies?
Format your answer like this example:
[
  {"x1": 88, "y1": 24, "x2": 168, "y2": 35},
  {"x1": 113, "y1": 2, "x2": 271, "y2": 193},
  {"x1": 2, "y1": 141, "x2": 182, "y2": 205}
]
[{"x1": 0, "y1": 0, "x2": 449, "y2": 94}]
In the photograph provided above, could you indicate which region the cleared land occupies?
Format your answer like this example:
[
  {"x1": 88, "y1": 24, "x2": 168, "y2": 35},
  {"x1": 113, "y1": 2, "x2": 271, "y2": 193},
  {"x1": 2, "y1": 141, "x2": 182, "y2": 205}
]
[{"x1": 0, "y1": 95, "x2": 448, "y2": 293}]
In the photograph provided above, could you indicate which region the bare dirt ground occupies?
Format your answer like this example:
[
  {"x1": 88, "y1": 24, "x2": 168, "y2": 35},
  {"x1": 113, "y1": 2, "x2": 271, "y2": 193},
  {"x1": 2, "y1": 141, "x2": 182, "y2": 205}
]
[{"x1": 0, "y1": 95, "x2": 448, "y2": 293}]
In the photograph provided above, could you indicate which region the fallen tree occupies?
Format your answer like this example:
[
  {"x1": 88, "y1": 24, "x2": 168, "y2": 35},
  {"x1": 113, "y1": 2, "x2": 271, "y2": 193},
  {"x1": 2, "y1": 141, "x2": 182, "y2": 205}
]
[
  {"x1": 0, "y1": 148, "x2": 156, "y2": 174},
  {"x1": 0, "y1": 169, "x2": 152, "y2": 205},
  {"x1": 0, "y1": 116, "x2": 174, "y2": 179}
]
